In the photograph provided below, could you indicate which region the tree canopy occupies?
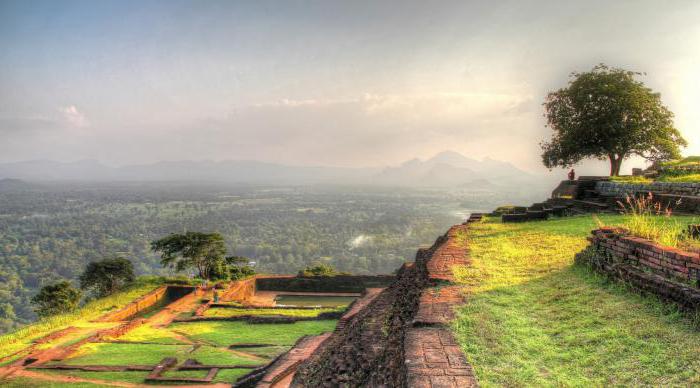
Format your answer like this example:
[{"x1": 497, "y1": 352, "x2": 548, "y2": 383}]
[
  {"x1": 31, "y1": 281, "x2": 81, "y2": 318},
  {"x1": 79, "y1": 257, "x2": 135, "y2": 298},
  {"x1": 299, "y1": 263, "x2": 340, "y2": 277},
  {"x1": 541, "y1": 64, "x2": 686, "y2": 176},
  {"x1": 151, "y1": 232, "x2": 226, "y2": 280}
]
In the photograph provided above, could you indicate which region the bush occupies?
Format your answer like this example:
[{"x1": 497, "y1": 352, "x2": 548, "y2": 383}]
[
  {"x1": 298, "y1": 263, "x2": 339, "y2": 277},
  {"x1": 616, "y1": 193, "x2": 685, "y2": 247},
  {"x1": 31, "y1": 281, "x2": 82, "y2": 318},
  {"x1": 230, "y1": 265, "x2": 256, "y2": 280}
]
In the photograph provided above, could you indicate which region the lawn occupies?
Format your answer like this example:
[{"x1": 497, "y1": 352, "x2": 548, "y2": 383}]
[
  {"x1": 39, "y1": 367, "x2": 254, "y2": 385},
  {"x1": 0, "y1": 377, "x2": 105, "y2": 388},
  {"x1": 453, "y1": 215, "x2": 700, "y2": 386},
  {"x1": 170, "y1": 320, "x2": 338, "y2": 346},
  {"x1": 203, "y1": 307, "x2": 339, "y2": 318},
  {"x1": 274, "y1": 295, "x2": 357, "y2": 307},
  {"x1": 61, "y1": 342, "x2": 261, "y2": 366}
]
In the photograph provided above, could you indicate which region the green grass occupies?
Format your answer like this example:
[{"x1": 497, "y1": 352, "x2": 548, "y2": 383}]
[
  {"x1": 170, "y1": 320, "x2": 337, "y2": 346},
  {"x1": 203, "y1": 307, "x2": 339, "y2": 318},
  {"x1": 61, "y1": 342, "x2": 261, "y2": 366},
  {"x1": 0, "y1": 277, "x2": 164, "y2": 359},
  {"x1": 274, "y1": 295, "x2": 356, "y2": 307},
  {"x1": 0, "y1": 377, "x2": 105, "y2": 387},
  {"x1": 37, "y1": 367, "x2": 254, "y2": 385},
  {"x1": 40, "y1": 370, "x2": 147, "y2": 384},
  {"x1": 213, "y1": 368, "x2": 255, "y2": 383},
  {"x1": 658, "y1": 173, "x2": 700, "y2": 182},
  {"x1": 63, "y1": 343, "x2": 191, "y2": 365},
  {"x1": 232, "y1": 345, "x2": 291, "y2": 358},
  {"x1": 610, "y1": 175, "x2": 653, "y2": 183},
  {"x1": 453, "y1": 216, "x2": 700, "y2": 386},
  {"x1": 114, "y1": 324, "x2": 188, "y2": 344}
]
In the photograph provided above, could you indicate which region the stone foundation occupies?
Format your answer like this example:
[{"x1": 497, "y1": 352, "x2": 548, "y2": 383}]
[
  {"x1": 97, "y1": 285, "x2": 194, "y2": 322},
  {"x1": 578, "y1": 227, "x2": 700, "y2": 311},
  {"x1": 291, "y1": 219, "x2": 479, "y2": 388},
  {"x1": 255, "y1": 275, "x2": 394, "y2": 294}
]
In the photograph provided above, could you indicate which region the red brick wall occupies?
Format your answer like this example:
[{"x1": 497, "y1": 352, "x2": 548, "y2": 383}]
[
  {"x1": 97, "y1": 286, "x2": 168, "y2": 322},
  {"x1": 220, "y1": 277, "x2": 257, "y2": 302},
  {"x1": 589, "y1": 227, "x2": 700, "y2": 282}
]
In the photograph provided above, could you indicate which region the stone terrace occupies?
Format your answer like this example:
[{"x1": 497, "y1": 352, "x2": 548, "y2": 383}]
[
  {"x1": 293, "y1": 217, "x2": 480, "y2": 387},
  {"x1": 405, "y1": 221, "x2": 477, "y2": 388}
]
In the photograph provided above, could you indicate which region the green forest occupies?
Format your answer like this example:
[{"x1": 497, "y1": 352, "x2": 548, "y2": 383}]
[{"x1": 0, "y1": 181, "x2": 520, "y2": 332}]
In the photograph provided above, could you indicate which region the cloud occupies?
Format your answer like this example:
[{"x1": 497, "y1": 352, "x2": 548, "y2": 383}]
[
  {"x1": 154, "y1": 92, "x2": 541, "y2": 168},
  {"x1": 59, "y1": 106, "x2": 89, "y2": 128}
]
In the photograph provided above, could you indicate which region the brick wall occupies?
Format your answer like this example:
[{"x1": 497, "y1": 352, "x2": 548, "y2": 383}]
[
  {"x1": 220, "y1": 277, "x2": 257, "y2": 301},
  {"x1": 581, "y1": 227, "x2": 700, "y2": 311},
  {"x1": 292, "y1": 219, "x2": 478, "y2": 388},
  {"x1": 97, "y1": 285, "x2": 195, "y2": 322},
  {"x1": 596, "y1": 181, "x2": 700, "y2": 197},
  {"x1": 255, "y1": 275, "x2": 395, "y2": 293},
  {"x1": 588, "y1": 227, "x2": 700, "y2": 282},
  {"x1": 97, "y1": 286, "x2": 168, "y2": 322}
]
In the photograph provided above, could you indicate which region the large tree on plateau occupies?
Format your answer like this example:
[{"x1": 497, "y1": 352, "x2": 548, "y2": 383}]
[
  {"x1": 541, "y1": 64, "x2": 686, "y2": 176},
  {"x1": 151, "y1": 232, "x2": 226, "y2": 280}
]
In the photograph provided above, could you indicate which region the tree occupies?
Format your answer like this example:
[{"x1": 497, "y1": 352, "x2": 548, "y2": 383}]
[
  {"x1": 299, "y1": 263, "x2": 338, "y2": 277},
  {"x1": 31, "y1": 281, "x2": 81, "y2": 318},
  {"x1": 225, "y1": 256, "x2": 256, "y2": 280},
  {"x1": 79, "y1": 257, "x2": 135, "y2": 298},
  {"x1": 541, "y1": 64, "x2": 686, "y2": 176},
  {"x1": 151, "y1": 232, "x2": 226, "y2": 280}
]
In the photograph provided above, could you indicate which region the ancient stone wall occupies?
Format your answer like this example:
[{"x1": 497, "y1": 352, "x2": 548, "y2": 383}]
[
  {"x1": 596, "y1": 181, "x2": 700, "y2": 197},
  {"x1": 256, "y1": 275, "x2": 395, "y2": 294},
  {"x1": 97, "y1": 286, "x2": 168, "y2": 322},
  {"x1": 291, "y1": 220, "x2": 478, "y2": 388},
  {"x1": 221, "y1": 277, "x2": 257, "y2": 301},
  {"x1": 97, "y1": 285, "x2": 195, "y2": 322},
  {"x1": 580, "y1": 227, "x2": 700, "y2": 311}
]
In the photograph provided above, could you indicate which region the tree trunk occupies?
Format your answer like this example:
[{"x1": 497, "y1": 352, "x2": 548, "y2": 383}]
[{"x1": 608, "y1": 154, "x2": 624, "y2": 176}]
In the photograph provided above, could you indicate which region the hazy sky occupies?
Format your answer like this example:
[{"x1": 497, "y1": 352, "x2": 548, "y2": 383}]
[{"x1": 1, "y1": 0, "x2": 699, "y2": 174}]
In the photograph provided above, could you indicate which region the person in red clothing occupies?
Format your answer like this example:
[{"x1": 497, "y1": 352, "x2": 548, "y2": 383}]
[{"x1": 568, "y1": 168, "x2": 576, "y2": 181}]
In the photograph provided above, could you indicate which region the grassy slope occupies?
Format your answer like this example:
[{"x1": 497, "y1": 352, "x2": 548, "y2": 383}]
[
  {"x1": 0, "y1": 278, "x2": 164, "y2": 361},
  {"x1": 453, "y1": 215, "x2": 700, "y2": 386}
]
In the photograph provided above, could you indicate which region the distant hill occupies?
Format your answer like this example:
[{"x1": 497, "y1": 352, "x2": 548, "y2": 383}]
[
  {"x1": 373, "y1": 151, "x2": 533, "y2": 187},
  {"x1": 0, "y1": 151, "x2": 547, "y2": 189},
  {"x1": 0, "y1": 178, "x2": 36, "y2": 191}
]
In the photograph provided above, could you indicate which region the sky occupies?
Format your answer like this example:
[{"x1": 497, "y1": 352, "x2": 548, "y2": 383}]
[{"x1": 1, "y1": 0, "x2": 699, "y2": 175}]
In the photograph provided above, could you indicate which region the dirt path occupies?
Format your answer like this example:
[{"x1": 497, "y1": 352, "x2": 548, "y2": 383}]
[{"x1": 147, "y1": 290, "x2": 206, "y2": 328}]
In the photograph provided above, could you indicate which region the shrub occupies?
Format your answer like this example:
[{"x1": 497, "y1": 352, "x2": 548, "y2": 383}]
[
  {"x1": 299, "y1": 263, "x2": 339, "y2": 277},
  {"x1": 617, "y1": 193, "x2": 685, "y2": 247},
  {"x1": 31, "y1": 281, "x2": 82, "y2": 318},
  {"x1": 230, "y1": 265, "x2": 256, "y2": 280}
]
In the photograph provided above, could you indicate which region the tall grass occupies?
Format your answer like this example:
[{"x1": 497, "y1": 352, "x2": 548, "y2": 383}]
[{"x1": 616, "y1": 193, "x2": 685, "y2": 247}]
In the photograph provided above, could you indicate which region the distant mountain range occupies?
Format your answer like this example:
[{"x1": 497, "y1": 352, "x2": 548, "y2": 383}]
[{"x1": 0, "y1": 151, "x2": 547, "y2": 189}]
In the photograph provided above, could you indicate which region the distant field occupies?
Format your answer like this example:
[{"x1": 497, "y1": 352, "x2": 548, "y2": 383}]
[{"x1": 453, "y1": 215, "x2": 700, "y2": 386}]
